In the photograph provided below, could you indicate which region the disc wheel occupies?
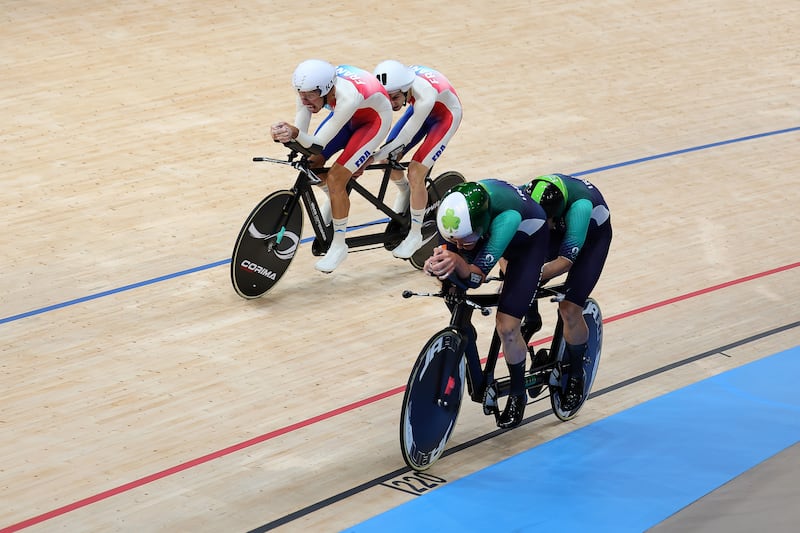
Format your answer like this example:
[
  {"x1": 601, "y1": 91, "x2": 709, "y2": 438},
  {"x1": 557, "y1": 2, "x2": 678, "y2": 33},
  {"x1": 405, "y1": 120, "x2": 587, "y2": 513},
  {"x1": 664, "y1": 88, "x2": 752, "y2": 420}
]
[
  {"x1": 549, "y1": 298, "x2": 603, "y2": 420},
  {"x1": 400, "y1": 329, "x2": 465, "y2": 471},
  {"x1": 231, "y1": 190, "x2": 303, "y2": 299}
]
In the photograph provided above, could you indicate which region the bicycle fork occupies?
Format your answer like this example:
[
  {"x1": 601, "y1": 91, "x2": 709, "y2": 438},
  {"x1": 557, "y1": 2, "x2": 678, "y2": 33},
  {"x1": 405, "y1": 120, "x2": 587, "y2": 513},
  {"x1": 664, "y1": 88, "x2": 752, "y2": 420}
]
[{"x1": 432, "y1": 330, "x2": 465, "y2": 410}]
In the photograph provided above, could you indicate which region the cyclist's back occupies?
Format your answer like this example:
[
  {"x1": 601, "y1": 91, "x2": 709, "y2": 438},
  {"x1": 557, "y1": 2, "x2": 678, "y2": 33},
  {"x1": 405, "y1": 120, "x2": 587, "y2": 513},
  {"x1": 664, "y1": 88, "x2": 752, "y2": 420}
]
[{"x1": 458, "y1": 179, "x2": 547, "y2": 277}]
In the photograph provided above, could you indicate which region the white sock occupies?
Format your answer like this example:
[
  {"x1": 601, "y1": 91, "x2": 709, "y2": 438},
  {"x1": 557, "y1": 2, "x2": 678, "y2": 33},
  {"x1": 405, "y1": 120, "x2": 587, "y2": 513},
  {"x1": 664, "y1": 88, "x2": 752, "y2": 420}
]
[
  {"x1": 392, "y1": 178, "x2": 410, "y2": 213},
  {"x1": 393, "y1": 177, "x2": 410, "y2": 193},
  {"x1": 408, "y1": 207, "x2": 424, "y2": 236},
  {"x1": 318, "y1": 184, "x2": 332, "y2": 224},
  {"x1": 332, "y1": 217, "x2": 347, "y2": 247}
]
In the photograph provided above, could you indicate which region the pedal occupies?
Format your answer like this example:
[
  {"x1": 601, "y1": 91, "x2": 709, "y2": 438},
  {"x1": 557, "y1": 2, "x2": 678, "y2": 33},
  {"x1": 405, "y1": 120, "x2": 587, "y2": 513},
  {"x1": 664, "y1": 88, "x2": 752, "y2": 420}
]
[
  {"x1": 311, "y1": 237, "x2": 328, "y2": 256},
  {"x1": 529, "y1": 348, "x2": 551, "y2": 369},
  {"x1": 549, "y1": 363, "x2": 562, "y2": 388},
  {"x1": 482, "y1": 382, "x2": 499, "y2": 416},
  {"x1": 526, "y1": 348, "x2": 551, "y2": 399}
]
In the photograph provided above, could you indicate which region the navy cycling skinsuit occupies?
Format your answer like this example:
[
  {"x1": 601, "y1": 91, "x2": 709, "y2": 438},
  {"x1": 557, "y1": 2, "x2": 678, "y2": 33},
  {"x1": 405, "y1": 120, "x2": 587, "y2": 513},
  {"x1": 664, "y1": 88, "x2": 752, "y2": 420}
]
[
  {"x1": 545, "y1": 174, "x2": 612, "y2": 305},
  {"x1": 445, "y1": 178, "x2": 550, "y2": 318}
]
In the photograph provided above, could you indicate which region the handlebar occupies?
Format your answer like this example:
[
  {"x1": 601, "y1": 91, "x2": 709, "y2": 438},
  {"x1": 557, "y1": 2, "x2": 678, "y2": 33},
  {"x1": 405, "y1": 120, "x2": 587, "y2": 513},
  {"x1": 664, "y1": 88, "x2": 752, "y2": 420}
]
[
  {"x1": 402, "y1": 279, "x2": 567, "y2": 315},
  {"x1": 253, "y1": 141, "x2": 408, "y2": 173},
  {"x1": 271, "y1": 139, "x2": 323, "y2": 158},
  {"x1": 402, "y1": 276, "x2": 503, "y2": 316}
]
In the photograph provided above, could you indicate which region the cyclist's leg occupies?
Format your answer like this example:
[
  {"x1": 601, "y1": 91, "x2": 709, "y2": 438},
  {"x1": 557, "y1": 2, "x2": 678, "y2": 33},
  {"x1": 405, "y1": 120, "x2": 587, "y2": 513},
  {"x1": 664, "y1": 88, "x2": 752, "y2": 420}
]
[
  {"x1": 390, "y1": 167, "x2": 410, "y2": 212},
  {"x1": 315, "y1": 110, "x2": 390, "y2": 272},
  {"x1": 389, "y1": 122, "x2": 425, "y2": 257},
  {"x1": 313, "y1": 162, "x2": 352, "y2": 272},
  {"x1": 560, "y1": 221, "x2": 612, "y2": 408},
  {"x1": 410, "y1": 103, "x2": 461, "y2": 211},
  {"x1": 313, "y1": 125, "x2": 348, "y2": 235},
  {"x1": 383, "y1": 108, "x2": 415, "y2": 212},
  {"x1": 561, "y1": 218, "x2": 612, "y2": 329},
  {"x1": 393, "y1": 103, "x2": 461, "y2": 259},
  {"x1": 494, "y1": 311, "x2": 527, "y2": 428},
  {"x1": 494, "y1": 228, "x2": 548, "y2": 428}
]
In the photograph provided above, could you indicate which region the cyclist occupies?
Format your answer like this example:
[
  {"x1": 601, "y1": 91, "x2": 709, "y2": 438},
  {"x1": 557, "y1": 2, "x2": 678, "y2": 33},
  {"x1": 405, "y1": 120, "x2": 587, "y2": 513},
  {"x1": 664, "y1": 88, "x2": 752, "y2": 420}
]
[
  {"x1": 424, "y1": 180, "x2": 549, "y2": 428},
  {"x1": 523, "y1": 173, "x2": 612, "y2": 411},
  {"x1": 270, "y1": 59, "x2": 393, "y2": 273},
  {"x1": 372, "y1": 60, "x2": 463, "y2": 259}
]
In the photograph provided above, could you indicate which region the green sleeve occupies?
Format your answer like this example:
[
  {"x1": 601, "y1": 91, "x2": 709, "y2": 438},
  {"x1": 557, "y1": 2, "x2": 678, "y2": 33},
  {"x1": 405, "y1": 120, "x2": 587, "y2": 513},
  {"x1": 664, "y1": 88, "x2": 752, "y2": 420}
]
[
  {"x1": 474, "y1": 210, "x2": 522, "y2": 274},
  {"x1": 559, "y1": 199, "x2": 593, "y2": 261}
]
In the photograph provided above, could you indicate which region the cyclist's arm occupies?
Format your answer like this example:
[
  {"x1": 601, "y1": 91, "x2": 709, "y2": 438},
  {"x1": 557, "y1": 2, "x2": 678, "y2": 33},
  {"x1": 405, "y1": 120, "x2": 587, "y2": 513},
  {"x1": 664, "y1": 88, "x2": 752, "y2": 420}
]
[
  {"x1": 451, "y1": 255, "x2": 485, "y2": 288},
  {"x1": 294, "y1": 83, "x2": 360, "y2": 149},
  {"x1": 425, "y1": 245, "x2": 486, "y2": 288},
  {"x1": 294, "y1": 97, "x2": 312, "y2": 132},
  {"x1": 378, "y1": 80, "x2": 437, "y2": 158},
  {"x1": 472, "y1": 210, "x2": 522, "y2": 275},
  {"x1": 542, "y1": 256, "x2": 572, "y2": 280},
  {"x1": 543, "y1": 198, "x2": 593, "y2": 278}
]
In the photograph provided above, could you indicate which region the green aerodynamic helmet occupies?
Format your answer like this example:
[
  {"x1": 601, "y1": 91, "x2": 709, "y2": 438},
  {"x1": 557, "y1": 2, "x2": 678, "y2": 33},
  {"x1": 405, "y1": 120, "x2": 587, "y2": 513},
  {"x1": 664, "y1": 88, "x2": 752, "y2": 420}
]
[
  {"x1": 436, "y1": 182, "x2": 490, "y2": 242},
  {"x1": 526, "y1": 174, "x2": 568, "y2": 218}
]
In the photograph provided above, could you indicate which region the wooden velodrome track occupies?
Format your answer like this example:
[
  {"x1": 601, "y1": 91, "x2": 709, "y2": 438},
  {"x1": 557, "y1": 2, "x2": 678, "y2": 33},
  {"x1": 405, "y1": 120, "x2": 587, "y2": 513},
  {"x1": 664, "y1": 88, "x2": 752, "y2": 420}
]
[{"x1": 2, "y1": 1, "x2": 798, "y2": 531}]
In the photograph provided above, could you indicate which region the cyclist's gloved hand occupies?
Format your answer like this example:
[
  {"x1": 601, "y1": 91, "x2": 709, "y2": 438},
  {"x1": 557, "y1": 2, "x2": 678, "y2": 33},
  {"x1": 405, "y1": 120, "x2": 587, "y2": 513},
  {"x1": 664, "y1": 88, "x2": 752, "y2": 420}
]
[
  {"x1": 424, "y1": 245, "x2": 455, "y2": 280},
  {"x1": 271, "y1": 122, "x2": 295, "y2": 143}
]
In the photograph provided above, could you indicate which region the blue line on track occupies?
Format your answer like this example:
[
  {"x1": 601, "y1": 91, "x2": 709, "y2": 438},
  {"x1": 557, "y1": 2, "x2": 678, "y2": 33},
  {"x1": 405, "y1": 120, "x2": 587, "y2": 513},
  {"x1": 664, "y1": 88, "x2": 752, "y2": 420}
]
[{"x1": 3, "y1": 126, "x2": 798, "y2": 325}]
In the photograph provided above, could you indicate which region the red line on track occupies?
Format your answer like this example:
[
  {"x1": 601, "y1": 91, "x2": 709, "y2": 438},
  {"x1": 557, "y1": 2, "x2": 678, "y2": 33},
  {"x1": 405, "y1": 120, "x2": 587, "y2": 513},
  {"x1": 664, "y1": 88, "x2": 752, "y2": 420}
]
[{"x1": 3, "y1": 261, "x2": 798, "y2": 532}]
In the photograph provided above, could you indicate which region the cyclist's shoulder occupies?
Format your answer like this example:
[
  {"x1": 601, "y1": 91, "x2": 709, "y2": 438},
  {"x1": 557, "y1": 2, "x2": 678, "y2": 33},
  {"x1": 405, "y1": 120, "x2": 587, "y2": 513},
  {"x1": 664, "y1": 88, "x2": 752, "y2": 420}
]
[
  {"x1": 559, "y1": 174, "x2": 599, "y2": 193},
  {"x1": 335, "y1": 64, "x2": 372, "y2": 79},
  {"x1": 334, "y1": 65, "x2": 386, "y2": 101},
  {"x1": 478, "y1": 178, "x2": 518, "y2": 192},
  {"x1": 411, "y1": 65, "x2": 454, "y2": 84}
]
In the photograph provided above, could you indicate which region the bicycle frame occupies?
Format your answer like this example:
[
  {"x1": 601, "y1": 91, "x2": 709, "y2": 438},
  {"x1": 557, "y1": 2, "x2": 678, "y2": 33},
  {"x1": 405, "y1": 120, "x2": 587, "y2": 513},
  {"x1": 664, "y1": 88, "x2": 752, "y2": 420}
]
[
  {"x1": 253, "y1": 146, "x2": 414, "y2": 253},
  {"x1": 233, "y1": 141, "x2": 464, "y2": 299},
  {"x1": 435, "y1": 284, "x2": 564, "y2": 409}
]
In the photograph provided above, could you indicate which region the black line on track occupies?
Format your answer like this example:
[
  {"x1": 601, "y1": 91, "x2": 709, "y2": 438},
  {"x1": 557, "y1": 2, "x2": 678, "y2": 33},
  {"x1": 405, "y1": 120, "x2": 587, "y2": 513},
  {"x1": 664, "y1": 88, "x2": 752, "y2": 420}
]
[{"x1": 247, "y1": 320, "x2": 799, "y2": 532}]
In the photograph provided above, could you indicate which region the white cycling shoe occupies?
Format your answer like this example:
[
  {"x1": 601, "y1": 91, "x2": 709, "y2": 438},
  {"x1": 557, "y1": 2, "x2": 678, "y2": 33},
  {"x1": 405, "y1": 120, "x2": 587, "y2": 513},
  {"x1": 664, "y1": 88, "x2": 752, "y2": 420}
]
[
  {"x1": 315, "y1": 242, "x2": 348, "y2": 273},
  {"x1": 392, "y1": 233, "x2": 423, "y2": 259}
]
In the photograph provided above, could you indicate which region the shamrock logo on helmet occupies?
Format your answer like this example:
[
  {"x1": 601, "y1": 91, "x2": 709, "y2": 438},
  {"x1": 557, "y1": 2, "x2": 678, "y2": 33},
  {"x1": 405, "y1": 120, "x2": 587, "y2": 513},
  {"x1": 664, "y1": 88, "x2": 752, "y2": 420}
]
[{"x1": 440, "y1": 208, "x2": 461, "y2": 233}]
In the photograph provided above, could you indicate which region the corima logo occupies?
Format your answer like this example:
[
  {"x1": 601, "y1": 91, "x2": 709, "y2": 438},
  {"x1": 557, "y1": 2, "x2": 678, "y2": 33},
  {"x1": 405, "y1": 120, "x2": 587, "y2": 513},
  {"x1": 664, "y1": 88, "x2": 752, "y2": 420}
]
[{"x1": 239, "y1": 260, "x2": 277, "y2": 280}]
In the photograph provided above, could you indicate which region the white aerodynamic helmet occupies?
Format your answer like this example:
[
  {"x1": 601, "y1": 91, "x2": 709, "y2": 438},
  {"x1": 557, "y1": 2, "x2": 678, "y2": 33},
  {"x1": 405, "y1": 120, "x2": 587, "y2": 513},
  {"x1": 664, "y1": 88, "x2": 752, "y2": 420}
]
[
  {"x1": 436, "y1": 182, "x2": 490, "y2": 242},
  {"x1": 373, "y1": 60, "x2": 416, "y2": 93},
  {"x1": 292, "y1": 59, "x2": 336, "y2": 96}
]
